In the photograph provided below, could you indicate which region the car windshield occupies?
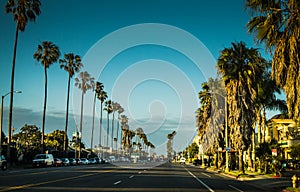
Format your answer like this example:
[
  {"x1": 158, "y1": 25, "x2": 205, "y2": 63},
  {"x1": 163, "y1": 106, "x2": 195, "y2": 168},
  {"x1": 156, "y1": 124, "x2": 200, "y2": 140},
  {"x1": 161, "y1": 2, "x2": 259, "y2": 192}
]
[{"x1": 35, "y1": 155, "x2": 46, "y2": 159}]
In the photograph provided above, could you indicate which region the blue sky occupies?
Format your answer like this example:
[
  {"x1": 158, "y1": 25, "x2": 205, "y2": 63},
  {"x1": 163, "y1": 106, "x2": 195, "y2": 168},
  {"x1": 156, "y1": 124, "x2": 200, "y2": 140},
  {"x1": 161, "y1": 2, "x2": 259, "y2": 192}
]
[{"x1": 0, "y1": 0, "x2": 277, "y2": 155}]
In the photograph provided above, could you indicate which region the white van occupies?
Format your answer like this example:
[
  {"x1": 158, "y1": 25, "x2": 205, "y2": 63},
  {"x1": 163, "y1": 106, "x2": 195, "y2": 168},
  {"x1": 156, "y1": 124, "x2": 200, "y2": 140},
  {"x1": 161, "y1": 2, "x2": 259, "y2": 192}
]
[{"x1": 32, "y1": 154, "x2": 54, "y2": 167}]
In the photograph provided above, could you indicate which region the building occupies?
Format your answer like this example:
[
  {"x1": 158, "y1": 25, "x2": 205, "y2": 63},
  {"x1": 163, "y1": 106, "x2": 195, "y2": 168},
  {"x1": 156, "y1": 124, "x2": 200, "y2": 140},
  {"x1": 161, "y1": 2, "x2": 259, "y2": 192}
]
[{"x1": 267, "y1": 115, "x2": 300, "y2": 159}]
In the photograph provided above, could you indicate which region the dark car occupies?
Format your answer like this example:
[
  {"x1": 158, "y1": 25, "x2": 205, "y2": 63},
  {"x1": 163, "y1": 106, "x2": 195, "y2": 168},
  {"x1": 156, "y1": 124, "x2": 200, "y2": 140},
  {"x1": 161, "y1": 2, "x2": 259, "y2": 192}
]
[
  {"x1": 61, "y1": 158, "x2": 70, "y2": 166},
  {"x1": 54, "y1": 158, "x2": 63, "y2": 166},
  {"x1": 0, "y1": 155, "x2": 7, "y2": 171},
  {"x1": 69, "y1": 158, "x2": 77, "y2": 166}
]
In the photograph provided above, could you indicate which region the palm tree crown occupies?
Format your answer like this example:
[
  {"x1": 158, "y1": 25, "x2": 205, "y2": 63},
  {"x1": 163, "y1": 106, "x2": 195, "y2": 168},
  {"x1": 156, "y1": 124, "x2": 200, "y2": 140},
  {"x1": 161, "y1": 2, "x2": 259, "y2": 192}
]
[
  {"x1": 5, "y1": 0, "x2": 41, "y2": 31},
  {"x1": 246, "y1": 0, "x2": 300, "y2": 121}
]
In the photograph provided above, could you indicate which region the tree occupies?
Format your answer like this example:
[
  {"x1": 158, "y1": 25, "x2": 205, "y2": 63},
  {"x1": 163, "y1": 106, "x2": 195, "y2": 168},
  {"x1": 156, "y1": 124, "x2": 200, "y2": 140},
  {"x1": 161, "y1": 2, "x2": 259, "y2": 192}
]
[
  {"x1": 44, "y1": 130, "x2": 65, "y2": 151},
  {"x1": 290, "y1": 144, "x2": 300, "y2": 160},
  {"x1": 246, "y1": 0, "x2": 300, "y2": 122},
  {"x1": 74, "y1": 71, "x2": 94, "y2": 158},
  {"x1": 104, "y1": 100, "x2": 113, "y2": 147},
  {"x1": 33, "y1": 41, "x2": 60, "y2": 153},
  {"x1": 111, "y1": 101, "x2": 120, "y2": 151},
  {"x1": 90, "y1": 81, "x2": 103, "y2": 151},
  {"x1": 217, "y1": 41, "x2": 266, "y2": 173},
  {"x1": 116, "y1": 105, "x2": 124, "y2": 151},
  {"x1": 59, "y1": 53, "x2": 83, "y2": 153},
  {"x1": 12, "y1": 124, "x2": 41, "y2": 163},
  {"x1": 120, "y1": 115, "x2": 129, "y2": 151},
  {"x1": 167, "y1": 131, "x2": 176, "y2": 160},
  {"x1": 5, "y1": 0, "x2": 41, "y2": 163},
  {"x1": 97, "y1": 89, "x2": 107, "y2": 147}
]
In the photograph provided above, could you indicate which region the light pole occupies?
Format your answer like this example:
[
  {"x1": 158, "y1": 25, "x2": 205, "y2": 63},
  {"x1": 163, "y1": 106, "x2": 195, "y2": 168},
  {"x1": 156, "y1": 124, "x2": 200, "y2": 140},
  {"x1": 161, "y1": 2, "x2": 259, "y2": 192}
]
[
  {"x1": 0, "y1": 90, "x2": 22, "y2": 157},
  {"x1": 211, "y1": 91, "x2": 229, "y2": 172}
]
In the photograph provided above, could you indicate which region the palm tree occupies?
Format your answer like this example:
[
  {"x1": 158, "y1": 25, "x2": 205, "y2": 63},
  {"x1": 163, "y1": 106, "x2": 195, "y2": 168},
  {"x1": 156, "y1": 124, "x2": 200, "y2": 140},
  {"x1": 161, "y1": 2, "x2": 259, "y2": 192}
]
[
  {"x1": 59, "y1": 53, "x2": 83, "y2": 153},
  {"x1": 5, "y1": 0, "x2": 41, "y2": 159},
  {"x1": 217, "y1": 41, "x2": 266, "y2": 173},
  {"x1": 111, "y1": 101, "x2": 120, "y2": 151},
  {"x1": 33, "y1": 41, "x2": 60, "y2": 153},
  {"x1": 91, "y1": 82, "x2": 103, "y2": 151},
  {"x1": 104, "y1": 100, "x2": 113, "y2": 148},
  {"x1": 116, "y1": 105, "x2": 124, "y2": 151},
  {"x1": 167, "y1": 131, "x2": 176, "y2": 160},
  {"x1": 74, "y1": 71, "x2": 94, "y2": 158},
  {"x1": 120, "y1": 115, "x2": 128, "y2": 151},
  {"x1": 246, "y1": 0, "x2": 300, "y2": 122},
  {"x1": 97, "y1": 90, "x2": 107, "y2": 147}
]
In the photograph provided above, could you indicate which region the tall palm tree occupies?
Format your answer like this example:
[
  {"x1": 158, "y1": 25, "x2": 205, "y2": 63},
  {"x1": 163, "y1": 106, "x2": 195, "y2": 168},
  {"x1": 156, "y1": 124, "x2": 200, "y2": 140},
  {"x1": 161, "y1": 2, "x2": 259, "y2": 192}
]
[
  {"x1": 59, "y1": 53, "x2": 83, "y2": 153},
  {"x1": 116, "y1": 105, "x2": 124, "y2": 151},
  {"x1": 217, "y1": 41, "x2": 266, "y2": 173},
  {"x1": 33, "y1": 41, "x2": 60, "y2": 153},
  {"x1": 246, "y1": 0, "x2": 300, "y2": 122},
  {"x1": 91, "y1": 82, "x2": 103, "y2": 151},
  {"x1": 120, "y1": 115, "x2": 128, "y2": 151},
  {"x1": 111, "y1": 101, "x2": 119, "y2": 151},
  {"x1": 104, "y1": 100, "x2": 113, "y2": 148},
  {"x1": 97, "y1": 90, "x2": 107, "y2": 147},
  {"x1": 74, "y1": 71, "x2": 94, "y2": 158},
  {"x1": 5, "y1": 0, "x2": 41, "y2": 159}
]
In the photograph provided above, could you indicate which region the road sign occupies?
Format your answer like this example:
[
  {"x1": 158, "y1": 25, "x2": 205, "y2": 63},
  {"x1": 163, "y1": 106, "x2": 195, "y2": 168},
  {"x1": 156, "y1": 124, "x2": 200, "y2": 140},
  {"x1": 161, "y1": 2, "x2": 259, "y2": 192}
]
[{"x1": 226, "y1": 147, "x2": 230, "y2": 152}]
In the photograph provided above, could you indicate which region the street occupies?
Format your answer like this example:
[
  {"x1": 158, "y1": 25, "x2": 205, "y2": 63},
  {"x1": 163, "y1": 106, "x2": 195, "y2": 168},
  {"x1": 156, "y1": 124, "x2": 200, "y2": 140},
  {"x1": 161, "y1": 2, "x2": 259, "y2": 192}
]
[{"x1": 0, "y1": 162, "x2": 285, "y2": 192}]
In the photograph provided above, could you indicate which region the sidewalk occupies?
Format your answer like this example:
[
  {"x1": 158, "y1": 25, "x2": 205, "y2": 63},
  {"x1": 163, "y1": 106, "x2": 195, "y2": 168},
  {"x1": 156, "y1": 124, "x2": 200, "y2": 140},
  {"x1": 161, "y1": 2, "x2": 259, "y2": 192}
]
[{"x1": 204, "y1": 166, "x2": 291, "y2": 191}]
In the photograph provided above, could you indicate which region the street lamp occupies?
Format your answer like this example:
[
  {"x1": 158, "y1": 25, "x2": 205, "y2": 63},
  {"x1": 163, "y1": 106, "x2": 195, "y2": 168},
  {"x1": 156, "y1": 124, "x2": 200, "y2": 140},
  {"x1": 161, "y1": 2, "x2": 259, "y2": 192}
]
[
  {"x1": 0, "y1": 90, "x2": 22, "y2": 156},
  {"x1": 211, "y1": 91, "x2": 229, "y2": 172}
]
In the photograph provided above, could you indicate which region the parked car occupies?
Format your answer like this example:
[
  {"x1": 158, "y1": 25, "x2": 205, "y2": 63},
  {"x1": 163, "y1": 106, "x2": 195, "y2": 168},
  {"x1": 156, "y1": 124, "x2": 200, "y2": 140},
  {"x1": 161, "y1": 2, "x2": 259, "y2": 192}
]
[
  {"x1": 0, "y1": 155, "x2": 7, "y2": 171},
  {"x1": 32, "y1": 154, "x2": 54, "y2": 167},
  {"x1": 54, "y1": 158, "x2": 63, "y2": 166},
  {"x1": 88, "y1": 158, "x2": 96, "y2": 164},
  {"x1": 80, "y1": 158, "x2": 89, "y2": 165},
  {"x1": 75, "y1": 158, "x2": 82, "y2": 165},
  {"x1": 69, "y1": 158, "x2": 77, "y2": 166},
  {"x1": 61, "y1": 158, "x2": 70, "y2": 166}
]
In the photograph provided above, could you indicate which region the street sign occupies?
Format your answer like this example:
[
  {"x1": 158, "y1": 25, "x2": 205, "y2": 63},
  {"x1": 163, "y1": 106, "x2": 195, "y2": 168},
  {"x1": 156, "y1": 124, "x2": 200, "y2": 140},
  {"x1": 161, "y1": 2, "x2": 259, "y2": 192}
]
[{"x1": 226, "y1": 147, "x2": 230, "y2": 152}]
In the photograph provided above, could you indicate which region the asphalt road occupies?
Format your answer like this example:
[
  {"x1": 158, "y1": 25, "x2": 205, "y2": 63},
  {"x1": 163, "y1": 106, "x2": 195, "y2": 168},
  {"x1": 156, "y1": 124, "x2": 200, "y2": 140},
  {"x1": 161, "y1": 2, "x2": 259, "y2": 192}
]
[{"x1": 0, "y1": 162, "x2": 282, "y2": 192}]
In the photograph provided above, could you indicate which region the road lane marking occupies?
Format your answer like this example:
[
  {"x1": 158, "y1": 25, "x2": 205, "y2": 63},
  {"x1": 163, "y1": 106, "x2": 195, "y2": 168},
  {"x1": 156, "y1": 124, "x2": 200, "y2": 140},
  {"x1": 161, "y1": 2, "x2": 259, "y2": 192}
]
[
  {"x1": 0, "y1": 169, "x2": 114, "y2": 192},
  {"x1": 184, "y1": 167, "x2": 214, "y2": 192},
  {"x1": 113, "y1": 180, "x2": 122, "y2": 185},
  {"x1": 201, "y1": 173, "x2": 211, "y2": 177},
  {"x1": 129, "y1": 175, "x2": 134, "y2": 178},
  {"x1": 229, "y1": 185, "x2": 244, "y2": 192}
]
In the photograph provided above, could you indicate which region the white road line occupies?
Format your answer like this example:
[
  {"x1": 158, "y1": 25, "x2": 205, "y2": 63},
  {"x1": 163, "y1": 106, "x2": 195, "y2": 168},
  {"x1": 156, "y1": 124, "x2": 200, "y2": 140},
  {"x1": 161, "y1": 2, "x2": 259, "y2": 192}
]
[
  {"x1": 129, "y1": 175, "x2": 134, "y2": 178},
  {"x1": 184, "y1": 167, "x2": 214, "y2": 192},
  {"x1": 201, "y1": 173, "x2": 211, "y2": 178},
  {"x1": 114, "y1": 180, "x2": 122, "y2": 185},
  {"x1": 229, "y1": 185, "x2": 244, "y2": 192}
]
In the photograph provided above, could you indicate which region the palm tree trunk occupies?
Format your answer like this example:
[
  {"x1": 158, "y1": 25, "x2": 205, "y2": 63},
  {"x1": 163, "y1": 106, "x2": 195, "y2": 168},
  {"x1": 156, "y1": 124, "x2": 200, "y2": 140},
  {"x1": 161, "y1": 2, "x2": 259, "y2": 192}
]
[
  {"x1": 79, "y1": 90, "x2": 85, "y2": 158},
  {"x1": 111, "y1": 112, "x2": 115, "y2": 151},
  {"x1": 116, "y1": 115, "x2": 120, "y2": 152},
  {"x1": 42, "y1": 66, "x2": 48, "y2": 153},
  {"x1": 7, "y1": 25, "x2": 19, "y2": 164},
  {"x1": 262, "y1": 108, "x2": 266, "y2": 143},
  {"x1": 63, "y1": 76, "x2": 71, "y2": 153},
  {"x1": 91, "y1": 93, "x2": 96, "y2": 151},
  {"x1": 257, "y1": 110, "x2": 261, "y2": 144},
  {"x1": 239, "y1": 150, "x2": 244, "y2": 173},
  {"x1": 106, "y1": 113, "x2": 109, "y2": 147},
  {"x1": 99, "y1": 102, "x2": 103, "y2": 147}
]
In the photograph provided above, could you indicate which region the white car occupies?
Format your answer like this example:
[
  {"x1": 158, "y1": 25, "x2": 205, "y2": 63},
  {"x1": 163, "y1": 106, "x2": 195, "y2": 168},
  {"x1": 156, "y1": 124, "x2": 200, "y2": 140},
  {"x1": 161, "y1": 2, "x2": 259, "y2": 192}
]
[{"x1": 32, "y1": 154, "x2": 54, "y2": 167}]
